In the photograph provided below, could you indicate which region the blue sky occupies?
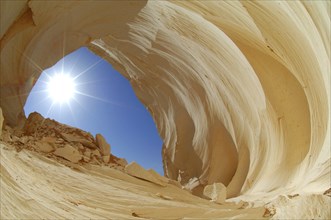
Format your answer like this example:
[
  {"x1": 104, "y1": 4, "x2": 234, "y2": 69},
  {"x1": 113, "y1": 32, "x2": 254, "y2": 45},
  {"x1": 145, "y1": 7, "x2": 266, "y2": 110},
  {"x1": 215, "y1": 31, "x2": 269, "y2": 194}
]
[{"x1": 24, "y1": 47, "x2": 164, "y2": 174}]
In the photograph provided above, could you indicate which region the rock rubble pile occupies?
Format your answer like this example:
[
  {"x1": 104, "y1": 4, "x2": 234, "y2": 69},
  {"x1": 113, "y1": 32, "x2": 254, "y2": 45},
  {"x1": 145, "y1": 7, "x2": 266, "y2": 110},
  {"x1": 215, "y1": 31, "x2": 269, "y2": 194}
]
[{"x1": 1, "y1": 112, "x2": 127, "y2": 170}]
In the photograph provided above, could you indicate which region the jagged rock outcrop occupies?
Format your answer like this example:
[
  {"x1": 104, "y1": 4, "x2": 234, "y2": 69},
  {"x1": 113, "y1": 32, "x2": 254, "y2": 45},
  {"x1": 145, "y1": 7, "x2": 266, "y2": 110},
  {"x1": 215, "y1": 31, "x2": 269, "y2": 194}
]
[
  {"x1": 1, "y1": 111, "x2": 126, "y2": 169},
  {"x1": 0, "y1": 0, "x2": 330, "y2": 219},
  {"x1": 95, "y1": 133, "x2": 111, "y2": 156}
]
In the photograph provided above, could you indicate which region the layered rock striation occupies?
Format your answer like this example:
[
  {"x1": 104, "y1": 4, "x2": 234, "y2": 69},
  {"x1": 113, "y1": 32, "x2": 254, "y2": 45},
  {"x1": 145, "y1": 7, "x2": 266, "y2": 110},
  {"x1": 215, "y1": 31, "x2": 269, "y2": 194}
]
[{"x1": 0, "y1": 0, "x2": 330, "y2": 215}]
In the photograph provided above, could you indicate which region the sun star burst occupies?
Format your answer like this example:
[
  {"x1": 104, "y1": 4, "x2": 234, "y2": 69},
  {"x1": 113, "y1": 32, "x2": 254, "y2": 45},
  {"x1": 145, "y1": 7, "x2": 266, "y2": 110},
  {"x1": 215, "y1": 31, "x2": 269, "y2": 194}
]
[{"x1": 47, "y1": 73, "x2": 76, "y2": 104}]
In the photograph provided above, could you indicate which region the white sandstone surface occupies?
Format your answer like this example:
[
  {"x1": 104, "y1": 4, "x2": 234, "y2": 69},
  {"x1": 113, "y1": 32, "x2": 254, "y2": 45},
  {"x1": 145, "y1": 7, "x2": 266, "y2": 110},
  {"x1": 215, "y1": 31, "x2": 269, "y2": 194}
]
[{"x1": 0, "y1": 0, "x2": 330, "y2": 219}]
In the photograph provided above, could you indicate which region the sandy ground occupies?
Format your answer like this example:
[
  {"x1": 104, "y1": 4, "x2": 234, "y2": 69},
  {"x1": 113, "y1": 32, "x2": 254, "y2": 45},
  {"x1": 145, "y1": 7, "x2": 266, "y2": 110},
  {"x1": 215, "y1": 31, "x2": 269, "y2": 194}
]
[{"x1": 0, "y1": 142, "x2": 269, "y2": 219}]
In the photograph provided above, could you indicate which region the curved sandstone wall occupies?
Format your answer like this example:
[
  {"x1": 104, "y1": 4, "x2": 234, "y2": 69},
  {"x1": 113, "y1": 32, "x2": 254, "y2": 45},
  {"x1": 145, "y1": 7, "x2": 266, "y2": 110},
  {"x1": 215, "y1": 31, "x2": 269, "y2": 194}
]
[{"x1": 1, "y1": 0, "x2": 330, "y2": 198}]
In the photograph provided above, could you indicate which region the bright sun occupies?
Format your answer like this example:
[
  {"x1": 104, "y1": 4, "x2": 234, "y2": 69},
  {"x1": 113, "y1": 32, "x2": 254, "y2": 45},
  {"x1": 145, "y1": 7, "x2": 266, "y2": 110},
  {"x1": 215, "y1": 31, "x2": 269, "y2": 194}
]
[{"x1": 47, "y1": 73, "x2": 76, "y2": 104}]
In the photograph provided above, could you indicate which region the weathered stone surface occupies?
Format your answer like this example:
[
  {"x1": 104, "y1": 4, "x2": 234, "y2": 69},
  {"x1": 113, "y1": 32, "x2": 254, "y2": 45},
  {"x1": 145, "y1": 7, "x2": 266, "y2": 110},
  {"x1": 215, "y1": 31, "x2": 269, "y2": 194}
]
[
  {"x1": 77, "y1": 143, "x2": 84, "y2": 151},
  {"x1": 34, "y1": 137, "x2": 56, "y2": 153},
  {"x1": 35, "y1": 141, "x2": 54, "y2": 153},
  {"x1": 203, "y1": 183, "x2": 227, "y2": 204},
  {"x1": 184, "y1": 177, "x2": 200, "y2": 192},
  {"x1": 0, "y1": 108, "x2": 4, "y2": 137},
  {"x1": 116, "y1": 158, "x2": 128, "y2": 167},
  {"x1": 18, "y1": 136, "x2": 31, "y2": 144},
  {"x1": 95, "y1": 134, "x2": 110, "y2": 156},
  {"x1": 82, "y1": 156, "x2": 91, "y2": 163},
  {"x1": 125, "y1": 162, "x2": 166, "y2": 187},
  {"x1": 84, "y1": 149, "x2": 92, "y2": 158},
  {"x1": 41, "y1": 136, "x2": 57, "y2": 145},
  {"x1": 53, "y1": 144, "x2": 82, "y2": 163},
  {"x1": 102, "y1": 155, "x2": 110, "y2": 163},
  {"x1": 23, "y1": 112, "x2": 44, "y2": 135},
  {"x1": 148, "y1": 169, "x2": 168, "y2": 185},
  {"x1": 92, "y1": 149, "x2": 101, "y2": 158},
  {"x1": 61, "y1": 133, "x2": 97, "y2": 149}
]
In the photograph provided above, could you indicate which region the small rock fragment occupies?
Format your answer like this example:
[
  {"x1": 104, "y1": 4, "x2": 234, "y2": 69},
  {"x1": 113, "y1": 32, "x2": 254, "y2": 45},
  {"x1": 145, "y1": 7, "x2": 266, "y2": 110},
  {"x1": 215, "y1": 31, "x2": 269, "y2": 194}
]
[
  {"x1": 184, "y1": 177, "x2": 200, "y2": 191},
  {"x1": 18, "y1": 136, "x2": 30, "y2": 144},
  {"x1": 323, "y1": 188, "x2": 331, "y2": 197},
  {"x1": 92, "y1": 149, "x2": 101, "y2": 158},
  {"x1": 84, "y1": 149, "x2": 91, "y2": 158},
  {"x1": 82, "y1": 156, "x2": 91, "y2": 163},
  {"x1": 1, "y1": 131, "x2": 12, "y2": 142},
  {"x1": 79, "y1": 139, "x2": 98, "y2": 149},
  {"x1": 0, "y1": 108, "x2": 4, "y2": 136},
  {"x1": 203, "y1": 182, "x2": 227, "y2": 204},
  {"x1": 76, "y1": 143, "x2": 84, "y2": 151},
  {"x1": 263, "y1": 206, "x2": 276, "y2": 217},
  {"x1": 61, "y1": 133, "x2": 97, "y2": 149},
  {"x1": 55, "y1": 138, "x2": 65, "y2": 144},
  {"x1": 41, "y1": 136, "x2": 57, "y2": 144},
  {"x1": 288, "y1": 194, "x2": 299, "y2": 199},
  {"x1": 155, "y1": 193, "x2": 173, "y2": 200},
  {"x1": 91, "y1": 156, "x2": 101, "y2": 165},
  {"x1": 237, "y1": 201, "x2": 249, "y2": 209},
  {"x1": 53, "y1": 144, "x2": 82, "y2": 163},
  {"x1": 102, "y1": 155, "x2": 110, "y2": 163},
  {"x1": 95, "y1": 133, "x2": 111, "y2": 156},
  {"x1": 35, "y1": 141, "x2": 54, "y2": 153},
  {"x1": 11, "y1": 135, "x2": 20, "y2": 142}
]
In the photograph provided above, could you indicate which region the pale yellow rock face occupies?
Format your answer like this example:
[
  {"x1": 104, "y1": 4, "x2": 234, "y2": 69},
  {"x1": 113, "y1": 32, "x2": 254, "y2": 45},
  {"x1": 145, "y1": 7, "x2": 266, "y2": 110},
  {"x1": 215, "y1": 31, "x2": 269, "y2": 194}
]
[
  {"x1": 0, "y1": 0, "x2": 330, "y2": 218},
  {"x1": 95, "y1": 133, "x2": 111, "y2": 156}
]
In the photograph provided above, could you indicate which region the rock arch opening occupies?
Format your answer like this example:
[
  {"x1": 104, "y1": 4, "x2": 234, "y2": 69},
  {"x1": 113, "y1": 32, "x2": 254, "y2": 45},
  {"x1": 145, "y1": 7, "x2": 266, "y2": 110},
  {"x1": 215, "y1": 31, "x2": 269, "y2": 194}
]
[{"x1": 23, "y1": 47, "x2": 164, "y2": 174}]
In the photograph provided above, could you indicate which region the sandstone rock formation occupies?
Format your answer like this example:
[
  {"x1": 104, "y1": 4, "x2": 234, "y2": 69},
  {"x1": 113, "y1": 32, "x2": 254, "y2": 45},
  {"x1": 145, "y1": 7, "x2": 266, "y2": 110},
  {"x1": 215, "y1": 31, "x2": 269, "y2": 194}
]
[
  {"x1": 1, "y1": 0, "x2": 330, "y2": 219},
  {"x1": 1, "y1": 112, "x2": 124, "y2": 168},
  {"x1": 125, "y1": 161, "x2": 167, "y2": 187},
  {"x1": 95, "y1": 133, "x2": 111, "y2": 156},
  {"x1": 53, "y1": 144, "x2": 82, "y2": 163}
]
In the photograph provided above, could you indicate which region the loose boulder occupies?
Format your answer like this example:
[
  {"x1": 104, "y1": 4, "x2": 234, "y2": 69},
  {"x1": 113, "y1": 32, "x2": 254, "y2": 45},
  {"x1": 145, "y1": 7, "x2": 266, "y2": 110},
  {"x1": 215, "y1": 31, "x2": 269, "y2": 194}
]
[
  {"x1": 35, "y1": 142, "x2": 54, "y2": 153},
  {"x1": 61, "y1": 133, "x2": 97, "y2": 149},
  {"x1": 125, "y1": 162, "x2": 166, "y2": 187},
  {"x1": 203, "y1": 182, "x2": 227, "y2": 204},
  {"x1": 95, "y1": 134, "x2": 111, "y2": 156},
  {"x1": 53, "y1": 144, "x2": 82, "y2": 163}
]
